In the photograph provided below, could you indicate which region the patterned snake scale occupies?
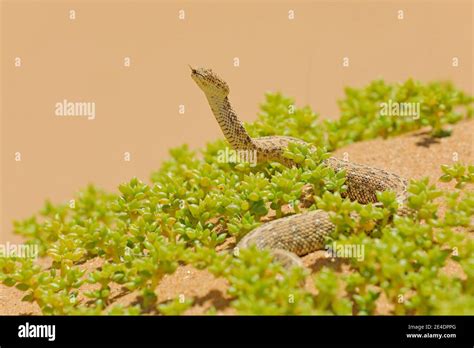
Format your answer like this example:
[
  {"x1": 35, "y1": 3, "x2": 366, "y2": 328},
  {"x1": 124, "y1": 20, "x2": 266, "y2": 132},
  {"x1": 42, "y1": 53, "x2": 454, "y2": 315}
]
[{"x1": 191, "y1": 67, "x2": 409, "y2": 267}]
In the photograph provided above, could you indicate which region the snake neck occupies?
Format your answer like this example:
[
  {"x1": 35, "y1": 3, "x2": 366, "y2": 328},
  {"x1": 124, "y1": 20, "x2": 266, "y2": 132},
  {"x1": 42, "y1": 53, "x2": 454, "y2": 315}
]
[{"x1": 205, "y1": 94, "x2": 255, "y2": 150}]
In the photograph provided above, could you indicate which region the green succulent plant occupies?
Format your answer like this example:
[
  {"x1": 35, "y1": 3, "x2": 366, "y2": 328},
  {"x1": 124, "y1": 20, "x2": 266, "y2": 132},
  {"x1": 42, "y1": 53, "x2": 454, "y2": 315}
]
[{"x1": 2, "y1": 79, "x2": 473, "y2": 315}]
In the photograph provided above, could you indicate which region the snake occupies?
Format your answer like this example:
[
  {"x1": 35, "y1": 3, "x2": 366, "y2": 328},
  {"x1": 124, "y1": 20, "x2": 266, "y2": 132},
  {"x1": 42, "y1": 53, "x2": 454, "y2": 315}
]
[{"x1": 190, "y1": 66, "x2": 409, "y2": 268}]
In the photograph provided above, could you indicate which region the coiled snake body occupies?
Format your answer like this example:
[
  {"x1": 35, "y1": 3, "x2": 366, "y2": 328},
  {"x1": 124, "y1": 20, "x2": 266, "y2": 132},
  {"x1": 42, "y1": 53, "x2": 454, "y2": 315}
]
[{"x1": 191, "y1": 67, "x2": 409, "y2": 267}]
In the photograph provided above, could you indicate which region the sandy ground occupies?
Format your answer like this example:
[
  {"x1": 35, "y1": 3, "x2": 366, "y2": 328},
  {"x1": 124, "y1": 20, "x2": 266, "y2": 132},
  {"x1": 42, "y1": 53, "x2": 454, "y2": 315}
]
[{"x1": 1, "y1": 119, "x2": 472, "y2": 315}]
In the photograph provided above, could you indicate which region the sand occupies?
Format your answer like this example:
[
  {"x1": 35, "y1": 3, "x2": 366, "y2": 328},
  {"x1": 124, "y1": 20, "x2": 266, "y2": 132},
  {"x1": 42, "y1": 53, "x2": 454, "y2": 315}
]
[{"x1": 1, "y1": 119, "x2": 472, "y2": 315}]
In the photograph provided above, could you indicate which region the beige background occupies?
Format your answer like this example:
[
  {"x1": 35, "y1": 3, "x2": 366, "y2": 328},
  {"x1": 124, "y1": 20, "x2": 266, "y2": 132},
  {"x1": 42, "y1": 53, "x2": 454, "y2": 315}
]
[{"x1": 1, "y1": 0, "x2": 472, "y2": 242}]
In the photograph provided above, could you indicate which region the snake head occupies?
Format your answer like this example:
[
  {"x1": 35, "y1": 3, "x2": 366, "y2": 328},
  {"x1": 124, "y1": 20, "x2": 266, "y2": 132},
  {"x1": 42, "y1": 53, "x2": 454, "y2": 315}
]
[{"x1": 190, "y1": 66, "x2": 230, "y2": 97}]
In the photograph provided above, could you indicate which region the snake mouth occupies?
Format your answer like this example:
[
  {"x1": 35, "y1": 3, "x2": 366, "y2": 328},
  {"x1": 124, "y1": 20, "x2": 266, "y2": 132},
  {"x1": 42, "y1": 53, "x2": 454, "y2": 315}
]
[
  {"x1": 188, "y1": 66, "x2": 208, "y2": 79},
  {"x1": 189, "y1": 68, "x2": 202, "y2": 78},
  {"x1": 193, "y1": 71, "x2": 205, "y2": 78}
]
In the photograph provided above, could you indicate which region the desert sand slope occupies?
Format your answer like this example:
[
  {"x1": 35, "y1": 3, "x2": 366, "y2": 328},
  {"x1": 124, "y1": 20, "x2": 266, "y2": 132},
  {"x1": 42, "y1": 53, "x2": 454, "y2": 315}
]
[{"x1": 1, "y1": 119, "x2": 472, "y2": 315}]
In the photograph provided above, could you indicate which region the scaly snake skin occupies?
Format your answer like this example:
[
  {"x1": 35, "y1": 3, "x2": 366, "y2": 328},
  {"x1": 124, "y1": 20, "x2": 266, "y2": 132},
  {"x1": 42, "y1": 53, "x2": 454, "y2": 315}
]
[{"x1": 191, "y1": 67, "x2": 409, "y2": 267}]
